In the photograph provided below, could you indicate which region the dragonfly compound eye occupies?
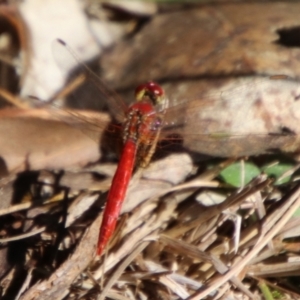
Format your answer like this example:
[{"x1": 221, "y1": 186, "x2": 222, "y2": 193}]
[{"x1": 135, "y1": 82, "x2": 165, "y2": 104}]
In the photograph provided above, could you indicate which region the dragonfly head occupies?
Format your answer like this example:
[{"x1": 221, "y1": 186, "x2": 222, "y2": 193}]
[{"x1": 135, "y1": 82, "x2": 168, "y2": 112}]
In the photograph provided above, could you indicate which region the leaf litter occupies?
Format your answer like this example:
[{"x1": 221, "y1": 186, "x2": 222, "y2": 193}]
[{"x1": 1, "y1": 2, "x2": 300, "y2": 300}]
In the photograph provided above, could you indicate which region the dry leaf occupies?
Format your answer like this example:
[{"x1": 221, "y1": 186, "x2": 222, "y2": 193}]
[
  {"x1": 18, "y1": 0, "x2": 135, "y2": 101},
  {"x1": 162, "y1": 76, "x2": 300, "y2": 157},
  {"x1": 0, "y1": 108, "x2": 110, "y2": 172},
  {"x1": 101, "y1": 2, "x2": 300, "y2": 88}
]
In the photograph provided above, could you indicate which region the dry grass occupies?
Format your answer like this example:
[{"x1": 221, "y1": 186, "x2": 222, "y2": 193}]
[
  {"x1": 1, "y1": 2, "x2": 300, "y2": 299},
  {"x1": 2, "y1": 156, "x2": 300, "y2": 299}
]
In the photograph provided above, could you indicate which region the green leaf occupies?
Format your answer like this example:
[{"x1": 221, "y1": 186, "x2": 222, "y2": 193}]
[
  {"x1": 262, "y1": 162, "x2": 294, "y2": 185},
  {"x1": 219, "y1": 161, "x2": 260, "y2": 188}
]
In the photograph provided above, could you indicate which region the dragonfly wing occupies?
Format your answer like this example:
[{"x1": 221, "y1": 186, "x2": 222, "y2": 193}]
[{"x1": 162, "y1": 76, "x2": 300, "y2": 157}]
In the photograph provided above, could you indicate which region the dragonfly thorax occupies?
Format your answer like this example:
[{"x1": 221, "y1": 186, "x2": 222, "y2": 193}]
[
  {"x1": 122, "y1": 82, "x2": 169, "y2": 168},
  {"x1": 122, "y1": 100, "x2": 164, "y2": 145}
]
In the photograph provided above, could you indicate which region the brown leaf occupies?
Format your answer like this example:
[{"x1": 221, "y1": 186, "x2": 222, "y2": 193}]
[
  {"x1": 101, "y1": 2, "x2": 300, "y2": 88},
  {"x1": 0, "y1": 108, "x2": 110, "y2": 173},
  {"x1": 161, "y1": 76, "x2": 300, "y2": 157}
]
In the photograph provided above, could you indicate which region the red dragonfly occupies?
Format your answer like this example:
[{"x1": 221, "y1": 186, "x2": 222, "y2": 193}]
[
  {"x1": 46, "y1": 42, "x2": 300, "y2": 256},
  {"x1": 96, "y1": 81, "x2": 168, "y2": 256},
  {"x1": 56, "y1": 72, "x2": 299, "y2": 256},
  {"x1": 90, "y1": 75, "x2": 300, "y2": 256},
  {"x1": 50, "y1": 41, "x2": 300, "y2": 256}
]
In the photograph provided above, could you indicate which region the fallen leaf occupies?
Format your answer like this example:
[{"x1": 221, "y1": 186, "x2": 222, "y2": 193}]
[
  {"x1": 101, "y1": 2, "x2": 300, "y2": 88},
  {"x1": 0, "y1": 108, "x2": 110, "y2": 172}
]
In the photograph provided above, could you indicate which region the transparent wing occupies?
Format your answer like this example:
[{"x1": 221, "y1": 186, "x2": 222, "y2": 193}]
[
  {"x1": 52, "y1": 39, "x2": 128, "y2": 122},
  {"x1": 160, "y1": 76, "x2": 300, "y2": 157}
]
